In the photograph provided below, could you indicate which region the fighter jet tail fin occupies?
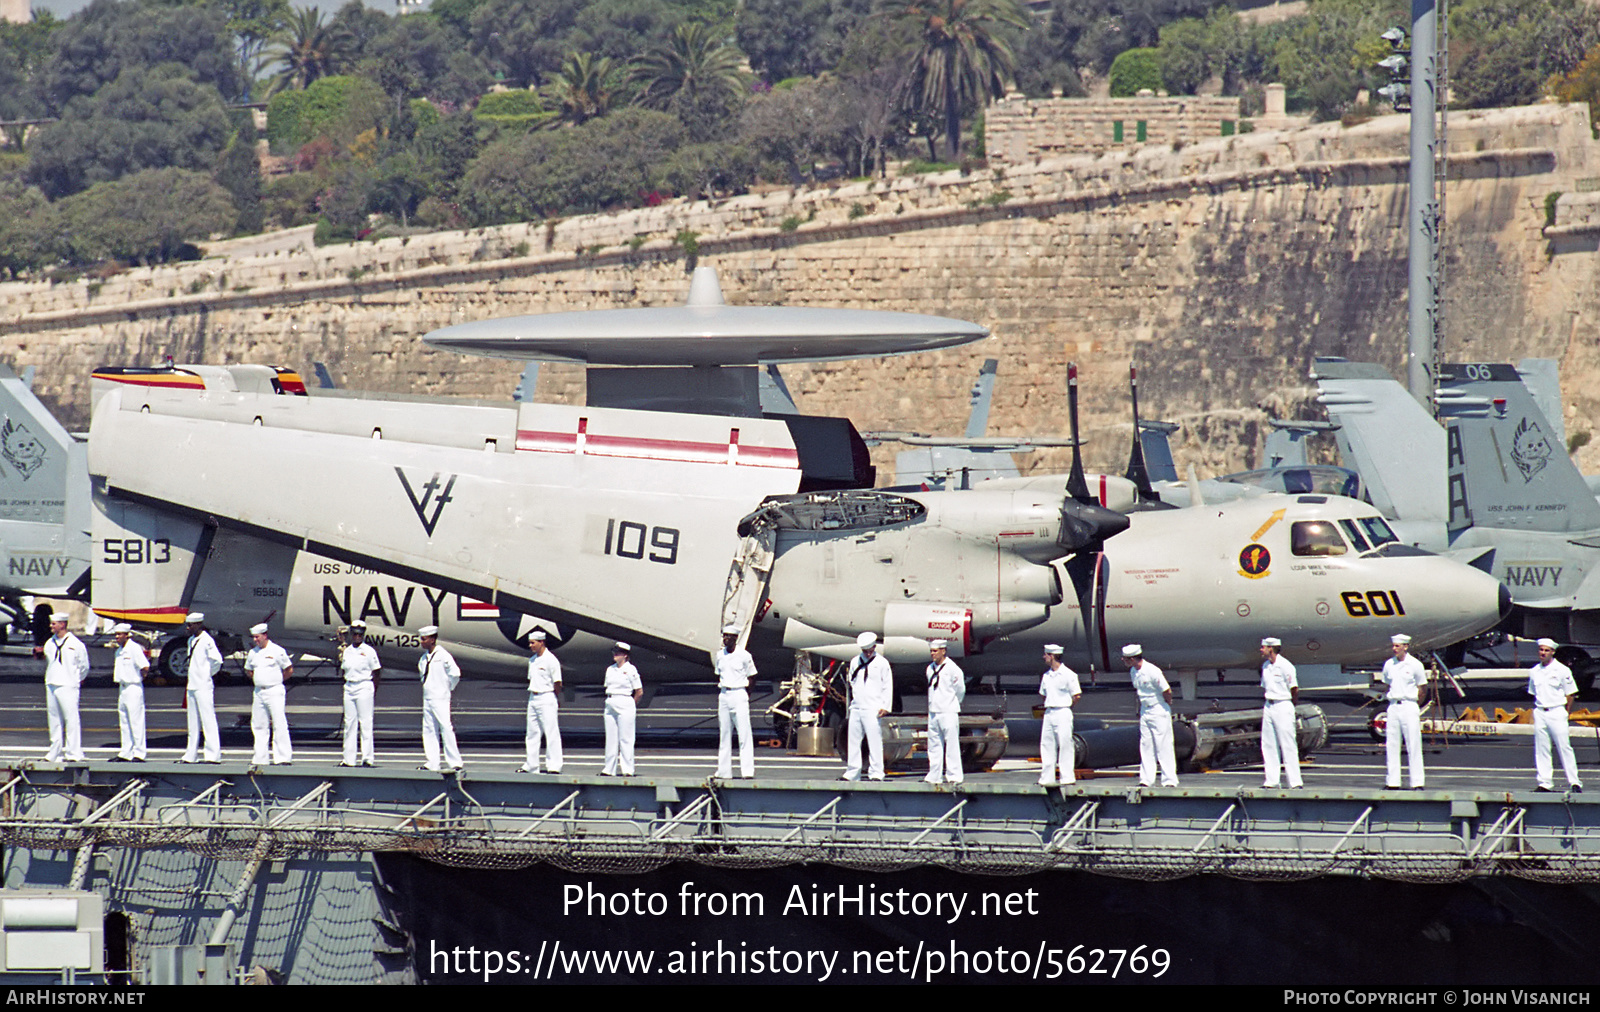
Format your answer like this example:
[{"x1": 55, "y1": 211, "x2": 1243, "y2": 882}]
[
  {"x1": 1313, "y1": 358, "x2": 1446, "y2": 524},
  {"x1": 0, "y1": 364, "x2": 90, "y2": 597},
  {"x1": 1437, "y1": 362, "x2": 1600, "y2": 535}
]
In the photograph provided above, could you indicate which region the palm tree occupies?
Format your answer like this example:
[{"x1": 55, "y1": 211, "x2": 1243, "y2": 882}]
[
  {"x1": 880, "y1": 0, "x2": 1029, "y2": 160},
  {"x1": 267, "y1": 7, "x2": 346, "y2": 94},
  {"x1": 545, "y1": 51, "x2": 624, "y2": 127},
  {"x1": 630, "y1": 22, "x2": 747, "y2": 114}
]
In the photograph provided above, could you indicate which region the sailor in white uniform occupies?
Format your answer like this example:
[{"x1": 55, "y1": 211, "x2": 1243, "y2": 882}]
[
  {"x1": 245, "y1": 623, "x2": 294, "y2": 765},
  {"x1": 111, "y1": 623, "x2": 149, "y2": 761},
  {"x1": 520, "y1": 630, "x2": 563, "y2": 773},
  {"x1": 340, "y1": 620, "x2": 381, "y2": 767},
  {"x1": 1125, "y1": 644, "x2": 1178, "y2": 787},
  {"x1": 1378, "y1": 633, "x2": 1428, "y2": 789},
  {"x1": 843, "y1": 632, "x2": 892, "y2": 781},
  {"x1": 181, "y1": 612, "x2": 224, "y2": 763},
  {"x1": 601, "y1": 642, "x2": 643, "y2": 776},
  {"x1": 713, "y1": 625, "x2": 757, "y2": 778},
  {"x1": 1037, "y1": 644, "x2": 1081, "y2": 786},
  {"x1": 41, "y1": 612, "x2": 89, "y2": 763},
  {"x1": 1528, "y1": 637, "x2": 1583, "y2": 793},
  {"x1": 417, "y1": 625, "x2": 463, "y2": 772},
  {"x1": 1259, "y1": 636, "x2": 1303, "y2": 788},
  {"x1": 923, "y1": 639, "x2": 965, "y2": 785}
]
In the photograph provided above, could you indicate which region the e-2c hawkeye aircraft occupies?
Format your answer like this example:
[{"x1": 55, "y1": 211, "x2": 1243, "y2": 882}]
[{"x1": 85, "y1": 275, "x2": 1508, "y2": 695}]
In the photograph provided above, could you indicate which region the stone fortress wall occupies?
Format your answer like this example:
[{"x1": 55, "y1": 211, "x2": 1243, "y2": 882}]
[
  {"x1": 4, "y1": 102, "x2": 1600, "y2": 482},
  {"x1": 985, "y1": 92, "x2": 1245, "y2": 168}
]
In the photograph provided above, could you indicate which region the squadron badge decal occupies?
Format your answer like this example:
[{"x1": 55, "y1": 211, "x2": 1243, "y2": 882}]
[
  {"x1": 395, "y1": 467, "x2": 457, "y2": 536},
  {"x1": 1238, "y1": 543, "x2": 1271, "y2": 579},
  {"x1": 1510, "y1": 417, "x2": 1554, "y2": 483},
  {"x1": 0, "y1": 418, "x2": 47, "y2": 480}
]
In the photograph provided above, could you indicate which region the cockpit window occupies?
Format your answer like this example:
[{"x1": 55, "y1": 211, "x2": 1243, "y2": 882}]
[
  {"x1": 1291, "y1": 520, "x2": 1348, "y2": 557},
  {"x1": 1338, "y1": 520, "x2": 1371, "y2": 552},
  {"x1": 1359, "y1": 516, "x2": 1399, "y2": 547}
]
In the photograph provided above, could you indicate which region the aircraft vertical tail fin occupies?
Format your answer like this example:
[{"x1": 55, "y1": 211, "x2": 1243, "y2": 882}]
[
  {"x1": 1437, "y1": 362, "x2": 1600, "y2": 535},
  {"x1": 1515, "y1": 358, "x2": 1567, "y2": 449},
  {"x1": 0, "y1": 365, "x2": 90, "y2": 596},
  {"x1": 1313, "y1": 359, "x2": 1446, "y2": 524},
  {"x1": 963, "y1": 359, "x2": 999, "y2": 439}
]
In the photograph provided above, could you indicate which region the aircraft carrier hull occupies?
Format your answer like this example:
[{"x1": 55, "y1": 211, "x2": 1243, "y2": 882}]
[{"x1": 3, "y1": 763, "x2": 1600, "y2": 984}]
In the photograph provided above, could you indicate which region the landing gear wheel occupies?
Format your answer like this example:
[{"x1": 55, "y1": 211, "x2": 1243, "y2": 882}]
[
  {"x1": 158, "y1": 637, "x2": 189, "y2": 682},
  {"x1": 1369, "y1": 709, "x2": 1388, "y2": 743}
]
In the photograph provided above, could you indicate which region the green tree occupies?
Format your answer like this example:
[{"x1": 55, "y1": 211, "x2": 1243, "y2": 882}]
[
  {"x1": 739, "y1": 76, "x2": 849, "y2": 181},
  {"x1": 460, "y1": 106, "x2": 686, "y2": 222},
  {"x1": 1268, "y1": 0, "x2": 1403, "y2": 120},
  {"x1": 1451, "y1": 0, "x2": 1600, "y2": 110},
  {"x1": 572, "y1": 0, "x2": 684, "y2": 66},
  {"x1": 631, "y1": 22, "x2": 748, "y2": 139},
  {"x1": 1552, "y1": 40, "x2": 1600, "y2": 128},
  {"x1": 468, "y1": 0, "x2": 587, "y2": 88},
  {"x1": 0, "y1": 180, "x2": 63, "y2": 277},
  {"x1": 221, "y1": 0, "x2": 292, "y2": 101},
  {"x1": 735, "y1": 0, "x2": 872, "y2": 83},
  {"x1": 57, "y1": 167, "x2": 235, "y2": 264},
  {"x1": 214, "y1": 133, "x2": 263, "y2": 234},
  {"x1": 1157, "y1": 16, "x2": 1211, "y2": 94},
  {"x1": 268, "y1": 6, "x2": 349, "y2": 93},
  {"x1": 881, "y1": 0, "x2": 1030, "y2": 160},
  {"x1": 544, "y1": 50, "x2": 624, "y2": 125},
  {"x1": 266, "y1": 73, "x2": 388, "y2": 152},
  {"x1": 653, "y1": 139, "x2": 756, "y2": 201},
  {"x1": 27, "y1": 63, "x2": 234, "y2": 199},
  {"x1": 37, "y1": 0, "x2": 242, "y2": 112},
  {"x1": 429, "y1": 0, "x2": 487, "y2": 41},
  {"x1": 357, "y1": 13, "x2": 490, "y2": 105}
]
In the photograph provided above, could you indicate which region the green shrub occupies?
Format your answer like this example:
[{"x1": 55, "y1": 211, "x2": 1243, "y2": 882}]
[
  {"x1": 473, "y1": 89, "x2": 554, "y2": 128},
  {"x1": 1109, "y1": 48, "x2": 1163, "y2": 97}
]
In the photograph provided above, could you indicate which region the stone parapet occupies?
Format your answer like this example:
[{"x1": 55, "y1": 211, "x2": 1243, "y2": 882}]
[{"x1": 985, "y1": 94, "x2": 1245, "y2": 168}]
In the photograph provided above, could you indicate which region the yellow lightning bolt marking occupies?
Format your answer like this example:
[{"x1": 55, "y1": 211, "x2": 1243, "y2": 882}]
[{"x1": 1251, "y1": 508, "x2": 1287, "y2": 542}]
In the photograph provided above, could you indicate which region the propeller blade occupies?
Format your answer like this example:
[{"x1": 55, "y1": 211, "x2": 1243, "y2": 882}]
[
  {"x1": 1065, "y1": 363, "x2": 1090, "y2": 504},
  {"x1": 1058, "y1": 362, "x2": 1134, "y2": 550},
  {"x1": 1125, "y1": 363, "x2": 1158, "y2": 500}
]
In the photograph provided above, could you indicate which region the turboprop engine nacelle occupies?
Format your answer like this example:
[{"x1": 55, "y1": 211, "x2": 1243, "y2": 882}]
[{"x1": 746, "y1": 489, "x2": 1091, "y2": 650}]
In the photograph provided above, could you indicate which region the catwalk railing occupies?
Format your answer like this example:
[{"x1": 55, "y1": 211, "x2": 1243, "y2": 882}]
[{"x1": 3, "y1": 767, "x2": 1599, "y2": 882}]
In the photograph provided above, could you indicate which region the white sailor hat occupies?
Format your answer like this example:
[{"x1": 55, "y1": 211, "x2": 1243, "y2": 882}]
[
  {"x1": 111, "y1": 623, "x2": 132, "y2": 634},
  {"x1": 528, "y1": 630, "x2": 547, "y2": 642},
  {"x1": 929, "y1": 639, "x2": 948, "y2": 651},
  {"x1": 856, "y1": 631, "x2": 878, "y2": 649},
  {"x1": 613, "y1": 641, "x2": 630, "y2": 653},
  {"x1": 1537, "y1": 637, "x2": 1559, "y2": 649},
  {"x1": 1121, "y1": 643, "x2": 1142, "y2": 658},
  {"x1": 418, "y1": 625, "x2": 440, "y2": 637},
  {"x1": 1261, "y1": 636, "x2": 1282, "y2": 648},
  {"x1": 349, "y1": 620, "x2": 367, "y2": 630},
  {"x1": 185, "y1": 612, "x2": 204, "y2": 623},
  {"x1": 249, "y1": 622, "x2": 269, "y2": 635},
  {"x1": 1391, "y1": 633, "x2": 1411, "y2": 645},
  {"x1": 49, "y1": 612, "x2": 68, "y2": 623},
  {"x1": 1043, "y1": 643, "x2": 1065, "y2": 655},
  {"x1": 722, "y1": 624, "x2": 741, "y2": 636}
]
